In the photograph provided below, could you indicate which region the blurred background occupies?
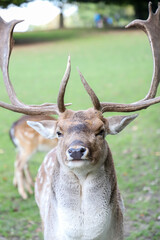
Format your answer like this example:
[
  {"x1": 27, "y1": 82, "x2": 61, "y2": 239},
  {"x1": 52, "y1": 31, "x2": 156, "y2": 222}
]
[
  {"x1": 0, "y1": 1, "x2": 160, "y2": 240},
  {"x1": 0, "y1": 0, "x2": 158, "y2": 32}
]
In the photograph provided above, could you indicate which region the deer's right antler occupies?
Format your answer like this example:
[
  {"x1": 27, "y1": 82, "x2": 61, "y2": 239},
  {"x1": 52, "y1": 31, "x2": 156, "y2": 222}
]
[{"x1": 0, "y1": 17, "x2": 71, "y2": 116}]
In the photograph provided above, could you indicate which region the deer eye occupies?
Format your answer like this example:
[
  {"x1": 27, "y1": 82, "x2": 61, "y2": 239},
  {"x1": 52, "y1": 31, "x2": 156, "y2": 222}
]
[
  {"x1": 56, "y1": 131, "x2": 63, "y2": 138},
  {"x1": 95, "y1": 129, "x2": 105, "y2": 137}
]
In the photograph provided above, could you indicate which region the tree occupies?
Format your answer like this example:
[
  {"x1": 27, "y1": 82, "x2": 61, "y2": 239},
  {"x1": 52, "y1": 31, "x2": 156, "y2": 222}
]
[
  {"x1": 0, "y1": 0, "x2": 66, "y2": 29},
  {"x1": 129, "y1": 0, "x2": 157, "y2": 19},
  {"x1": 68, "y1": 0, "x2": 158, "y2": 20},
  {"x1": 0, "y1": 0, "x2": 30, "y2": 8},
  {"x1": 50, "y1": 0, "x2": 67, "y2": 28}
]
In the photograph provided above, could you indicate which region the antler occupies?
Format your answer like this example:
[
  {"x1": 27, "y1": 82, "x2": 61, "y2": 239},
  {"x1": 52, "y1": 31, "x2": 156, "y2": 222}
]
[
  {"x1": 0, "y1": 2, "x2": 159, "y2": 116},
  {"x1": 100, "y1": 2, "x2": 160, "y2": 113},
  {"x1": 77, "y1": 68, "x2": 101, "y2": 111},
  {"x1": 57, "y1": 56, "x2": 71, "y2": 113},
  {"x1": 0, "y1": 17, "x2": 70, "y2": 115}
]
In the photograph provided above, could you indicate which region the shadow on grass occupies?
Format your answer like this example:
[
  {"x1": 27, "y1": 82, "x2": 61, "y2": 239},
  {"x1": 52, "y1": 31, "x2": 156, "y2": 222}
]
[{"x1": 13, "y1": 27, "x2": 125, "y2": 45}]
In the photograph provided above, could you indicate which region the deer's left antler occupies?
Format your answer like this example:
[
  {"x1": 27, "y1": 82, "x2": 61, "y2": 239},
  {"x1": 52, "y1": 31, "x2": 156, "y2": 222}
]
[
  {"x1": 100, "y1": 2, "x2": 160, "y2": 113},
  {"x1": 76, "y1": 2, "x2": 160, "y2": 113}
]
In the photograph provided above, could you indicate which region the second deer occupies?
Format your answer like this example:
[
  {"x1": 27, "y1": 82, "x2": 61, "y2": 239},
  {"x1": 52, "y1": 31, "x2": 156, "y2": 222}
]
[{"x1": 10, "y1": 115, "x2": 57, "y2": 199}]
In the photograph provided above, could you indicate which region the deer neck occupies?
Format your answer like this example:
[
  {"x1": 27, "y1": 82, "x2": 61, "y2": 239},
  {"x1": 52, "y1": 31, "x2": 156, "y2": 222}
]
[
  {"x1": 52, "y1": 149, "x2": 115, "y2": 240},
  {"x1": 55, "y1": 142, "x2": 115, "y2": 186}
]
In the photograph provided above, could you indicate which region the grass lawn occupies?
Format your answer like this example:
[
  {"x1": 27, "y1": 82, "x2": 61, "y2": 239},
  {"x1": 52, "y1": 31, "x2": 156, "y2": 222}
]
[{"x1": 0, "y1": 28, "x2": 160, "y2": 239}]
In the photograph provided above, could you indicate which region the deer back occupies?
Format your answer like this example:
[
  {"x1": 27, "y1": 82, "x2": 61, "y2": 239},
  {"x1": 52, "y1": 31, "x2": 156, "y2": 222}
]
[{"x1": 9, "y1": 115, "x2": 58, "y2": 154}]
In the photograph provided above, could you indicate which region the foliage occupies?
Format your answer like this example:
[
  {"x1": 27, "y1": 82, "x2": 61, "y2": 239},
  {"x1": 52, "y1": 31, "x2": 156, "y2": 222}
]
[
  {"x1": 0, "y1": 28, "x2": 160, "y2": 239},
  {"x1": 68, "y1": 0, "x2": 158, "y2": 19},
  {"x1": 68, "y1": 2, "x2": 134, "y2": 27},
  {"x1": 0, "y1": 0, "x2": 29, "y2": 8}
]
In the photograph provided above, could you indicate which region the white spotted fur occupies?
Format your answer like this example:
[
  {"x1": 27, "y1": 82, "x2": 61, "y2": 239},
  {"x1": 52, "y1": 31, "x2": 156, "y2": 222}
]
[{"x1": 35, "y1": 148, "x2": 123, "y2": 240}]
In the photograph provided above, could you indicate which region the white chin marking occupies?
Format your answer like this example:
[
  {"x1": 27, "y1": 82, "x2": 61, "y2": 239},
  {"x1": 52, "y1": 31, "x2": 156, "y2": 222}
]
[{"x1": 66, "y1": 160, "x2": 90, "y2": 168}]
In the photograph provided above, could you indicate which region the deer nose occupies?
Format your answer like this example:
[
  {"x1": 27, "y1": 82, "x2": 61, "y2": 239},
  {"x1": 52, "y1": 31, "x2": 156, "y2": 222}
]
[{"x1": 67, "y1": 147, "x2": 88, "y2": 160}]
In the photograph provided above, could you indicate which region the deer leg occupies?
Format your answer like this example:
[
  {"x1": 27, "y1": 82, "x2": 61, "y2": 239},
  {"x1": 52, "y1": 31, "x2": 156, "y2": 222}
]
[
  {"x1": 23, "y1": 174, "x2": 33, "y2": 195},
  {"x1": 13, "y1": 151, "x2": 22, "y2": 187},
  {"x1": 14, "y1": 151, "x2": 32, "y2": 199},
  {"x1": 13, "y1": 160, "x2": 18, "y2": 187},
  {"x1": 23, "y1": 163, "x2": 34, "y2": 195},
  {"x1": 23, "y1": 161, "x2": 34, "y2": 187}
]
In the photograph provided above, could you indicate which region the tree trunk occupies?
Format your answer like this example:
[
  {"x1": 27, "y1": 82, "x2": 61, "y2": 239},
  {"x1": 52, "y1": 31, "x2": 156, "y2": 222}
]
[
  {"x1": 59, "y1": 12, "x2": 64, "y2": 29},
  {"x1": 59, "y1": 5, "x2": 64, "y2": 29},
  {"x1": 133, "y1": 1, "x2": 157, "y2": 20}
]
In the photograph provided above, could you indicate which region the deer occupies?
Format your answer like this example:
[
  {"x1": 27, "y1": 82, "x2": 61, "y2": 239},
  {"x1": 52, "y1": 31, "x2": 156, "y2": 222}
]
[
  {"x1": 9, "y1": 115, "x2": 57, "y2": 200},
  {"x1": 0, "y1": 2, "x2": 160, "y2": 239}
]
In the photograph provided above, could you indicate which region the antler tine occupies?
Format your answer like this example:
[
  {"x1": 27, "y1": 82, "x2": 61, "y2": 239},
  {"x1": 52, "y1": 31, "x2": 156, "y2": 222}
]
[
  {"x1": 77, "y1": 68, "x2": 101, "y2": 111},
  {"x1": 0, "y1": 17, "x2": 72, "y2": 116},
  {"x1": 0, "y1": 17, "x2": 23, "y2": 106},
  {"x1": 101, "y1": 2, "x2": 160, "y2": 113},
  {"x1": 57, "y1": 56, "x2": 71, "y2": 113},
  {"x1": 101, "y1": 96, "x2": 160, "y2": 113},
  {"x1": 0, "y1": 101, "x2": 59, "y2": 115}
]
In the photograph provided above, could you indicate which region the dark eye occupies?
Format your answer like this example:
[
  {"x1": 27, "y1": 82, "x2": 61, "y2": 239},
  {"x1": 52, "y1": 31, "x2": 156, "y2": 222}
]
[
  {"x1": 56, "y1": 131, "x2": 63, "y2": 137},
  {"x1": 96, "y1": 129, "x2": 105, "y2": 137}
]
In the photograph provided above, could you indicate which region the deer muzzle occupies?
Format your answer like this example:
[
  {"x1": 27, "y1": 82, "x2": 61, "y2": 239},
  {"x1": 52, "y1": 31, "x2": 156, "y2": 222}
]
[
  {"x1": 66, "y1": 140, "x2": 89, "y2": 161},
  {"x1": 67, "y1": 146, "x2": 88, "y2": 160}
]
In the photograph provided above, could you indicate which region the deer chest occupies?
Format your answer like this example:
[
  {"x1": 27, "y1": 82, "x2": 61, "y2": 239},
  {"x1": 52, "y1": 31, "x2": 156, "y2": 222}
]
[{"x1": 53, "y1": 169, "x2": 112, "y2": 240}]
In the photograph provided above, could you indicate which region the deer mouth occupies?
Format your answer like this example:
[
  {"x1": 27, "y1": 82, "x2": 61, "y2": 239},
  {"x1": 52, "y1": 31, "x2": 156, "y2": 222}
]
[
  {"x1": 71, "y1": 159, "x2": 91, "y2": 162},
  {"x1": 67, "y1": 158, "x2": 91, "y2": 162}
]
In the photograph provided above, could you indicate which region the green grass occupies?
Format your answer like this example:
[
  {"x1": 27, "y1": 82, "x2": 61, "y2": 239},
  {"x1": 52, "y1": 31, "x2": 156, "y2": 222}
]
[{"x1": 0, "y1": 28, "x2": 160, "y2": 239}]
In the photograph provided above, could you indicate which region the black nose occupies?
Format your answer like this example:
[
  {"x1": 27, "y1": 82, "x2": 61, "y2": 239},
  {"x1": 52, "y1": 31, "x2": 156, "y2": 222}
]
[{"x1": 68, "y1": 147, "x2": 87, "y2": 160}]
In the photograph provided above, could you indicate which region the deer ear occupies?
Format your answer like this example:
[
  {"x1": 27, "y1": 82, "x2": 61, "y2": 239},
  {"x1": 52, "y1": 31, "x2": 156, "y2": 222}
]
[
  {"x1": 27, "y1": 120, "x2": 57, "y2": 139},
  {"x1": 105, "y1": 114, "x2": 138, "y2": 135}
]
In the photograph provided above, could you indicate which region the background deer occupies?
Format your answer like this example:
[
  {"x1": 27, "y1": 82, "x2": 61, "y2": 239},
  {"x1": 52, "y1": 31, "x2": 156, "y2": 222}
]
[
  {"x1": 0, "y1": 2, "x2": 160, "y2": 239},
  {"x1": 9, "y1": 115, "x2": 57, "y2": 199}
]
